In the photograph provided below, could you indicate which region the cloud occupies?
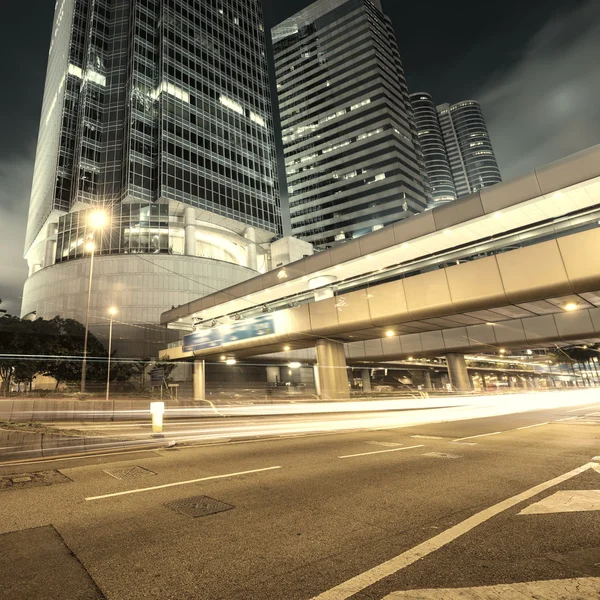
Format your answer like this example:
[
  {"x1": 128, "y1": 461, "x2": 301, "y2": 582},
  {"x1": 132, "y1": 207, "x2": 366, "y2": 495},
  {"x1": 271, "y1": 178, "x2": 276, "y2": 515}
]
[
  {"x1": 477, "y1": 0, "x2": 600, "y2": 180},
  {"x1": 0, "y1": 154, "x2": 34, "y2": 316}
]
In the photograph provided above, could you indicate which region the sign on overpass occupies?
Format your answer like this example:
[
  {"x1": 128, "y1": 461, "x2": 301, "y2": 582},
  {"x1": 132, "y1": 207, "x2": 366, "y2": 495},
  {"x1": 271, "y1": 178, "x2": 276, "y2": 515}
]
[{"x1": 183, "y1": 314, "x2": 277, "y2": 353}]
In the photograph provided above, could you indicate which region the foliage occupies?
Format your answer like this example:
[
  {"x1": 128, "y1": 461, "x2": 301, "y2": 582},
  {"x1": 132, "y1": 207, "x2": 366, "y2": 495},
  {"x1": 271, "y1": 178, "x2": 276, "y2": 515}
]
[{"x1": 0, "y1": 314, "x2": 108, "y2": 394}]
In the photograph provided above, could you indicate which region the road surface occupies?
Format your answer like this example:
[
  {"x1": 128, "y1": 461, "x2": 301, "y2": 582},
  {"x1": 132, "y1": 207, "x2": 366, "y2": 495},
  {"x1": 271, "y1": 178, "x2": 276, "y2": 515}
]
[{"x1": 0, "y1": 395, "x2": 599, "y2": 599}]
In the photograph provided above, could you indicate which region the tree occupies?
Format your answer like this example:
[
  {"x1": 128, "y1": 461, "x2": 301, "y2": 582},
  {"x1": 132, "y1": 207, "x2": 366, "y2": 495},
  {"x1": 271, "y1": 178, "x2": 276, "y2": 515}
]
[
  {"x1": 41, "y1": 317, "x2": 107, "y2": 388},
  {"x1": 0, "y1": 315, "x2": 19, "y2": 395},
  {"x1": 0, "y1": 315, "x2": 109, "y2": 393}
]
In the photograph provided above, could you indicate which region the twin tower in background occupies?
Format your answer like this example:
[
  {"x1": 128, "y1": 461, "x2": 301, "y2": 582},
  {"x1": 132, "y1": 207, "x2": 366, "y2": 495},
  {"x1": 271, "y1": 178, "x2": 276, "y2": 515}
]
[{"x1": 21, "y1": 0, "x2": 501, "y2": 356}]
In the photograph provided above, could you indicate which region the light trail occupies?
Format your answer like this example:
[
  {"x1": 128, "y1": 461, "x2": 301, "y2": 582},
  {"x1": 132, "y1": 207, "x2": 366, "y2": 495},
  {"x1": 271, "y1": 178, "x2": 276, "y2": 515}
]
[{"x1": 1, "y1": 389, "x2": 598, "y2": 462}]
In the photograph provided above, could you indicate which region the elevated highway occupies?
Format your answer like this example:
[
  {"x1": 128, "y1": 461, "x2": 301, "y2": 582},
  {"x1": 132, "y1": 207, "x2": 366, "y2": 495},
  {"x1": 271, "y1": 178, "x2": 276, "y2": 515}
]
[{"x1": 160, "y1": 144, "x2": 600, "y2": 397}]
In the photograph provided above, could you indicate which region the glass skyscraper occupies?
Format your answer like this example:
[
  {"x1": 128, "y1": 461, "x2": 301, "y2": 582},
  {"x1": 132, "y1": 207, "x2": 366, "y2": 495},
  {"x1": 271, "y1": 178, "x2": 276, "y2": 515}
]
[
  {"x1": 409, "y1": 93, "x2": 457, "y2": 206},
  {"x1": 22, "y1": 0, "x2": 281, "y2": 356},
  {"x1": 272, "y1": 0, "x2": 427, "y2": 248},
  {"x1": 437, "y1": 100, "x2": 502, "y2": 198},
  {"x1": 410, "y1": 95, "x2": 502, "y2": 203}
]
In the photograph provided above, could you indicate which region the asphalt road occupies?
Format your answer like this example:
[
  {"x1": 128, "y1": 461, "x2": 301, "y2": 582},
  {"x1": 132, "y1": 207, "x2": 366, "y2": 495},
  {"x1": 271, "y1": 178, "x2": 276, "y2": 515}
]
[{"x1": 1, "y1": 396, "x2": 600, "y2": 599}]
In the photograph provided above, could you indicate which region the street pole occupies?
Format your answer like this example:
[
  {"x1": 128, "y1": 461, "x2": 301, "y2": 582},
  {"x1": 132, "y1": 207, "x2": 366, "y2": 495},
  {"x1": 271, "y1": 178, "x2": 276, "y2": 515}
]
[
  {"x1": 107, "y1": 308, "x2": 116, "y2": 419},
  {"x1": 81, "y1": 242, "x2": 95, "y2": 393}
]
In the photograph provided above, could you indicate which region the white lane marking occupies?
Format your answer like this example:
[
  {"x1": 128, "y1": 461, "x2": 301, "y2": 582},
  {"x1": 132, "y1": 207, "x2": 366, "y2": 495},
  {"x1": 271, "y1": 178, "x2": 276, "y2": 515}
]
[
  {"x1": 85, "y1": 466, "x2": 282, "y2": 501},
  {"x1": 309, "y1": 461, "x2": 597, "y2": 600},
  {"x1": 519, "y1": 490, "x2": 600, "y2": 514},
  {"x1": 452, "y1": 431, "x2": 502, "y2": 442},
  {"x1": 338, "y1": 445, "x2": 424, "y2": 459},
  {"x1": 516, "y1": 422, "x2": 549, "y2": 430},
  {"x1": 411, "y1": 435, "x2": 444, "y2": 440},
  {"x1": 567, "y1": 404, "x2": 600, "y2": 413},
  {"x1": 383, "y1": 577, "x2": 600, "y2": 599},
  {"x1": 555, "y1": 417, "x2": 578, "y2": 422}
]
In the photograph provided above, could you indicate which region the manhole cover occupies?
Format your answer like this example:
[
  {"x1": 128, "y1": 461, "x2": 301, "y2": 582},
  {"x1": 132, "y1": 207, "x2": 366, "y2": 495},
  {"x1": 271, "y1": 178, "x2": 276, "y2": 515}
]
[
  {"x1": 0, "y1": 470, "x2": 71, "y2": 491},
  {"x1": 166, "y1": 495, "x2": 234, "y2": 518},
  {"x1": 103, "y1": 466, "x2": 156, "y2": 480},
  {"x1": 423, "y1": 452, "x2": 460, "y2": 459},
  {"x1": 365, "y1": 441, "x2": 403, "y2": 448}
]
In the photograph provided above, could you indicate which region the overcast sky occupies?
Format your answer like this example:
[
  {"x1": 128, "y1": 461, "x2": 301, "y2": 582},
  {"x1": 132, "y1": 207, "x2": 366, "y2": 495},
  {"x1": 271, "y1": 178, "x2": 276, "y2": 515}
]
[{"x1": 1, "y1": 0, "x2": 599, "y2": 314}]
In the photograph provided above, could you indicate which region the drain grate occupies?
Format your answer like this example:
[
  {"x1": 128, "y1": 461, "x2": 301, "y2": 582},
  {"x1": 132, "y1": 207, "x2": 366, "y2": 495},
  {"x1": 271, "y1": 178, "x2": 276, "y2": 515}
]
[
  {"x1": 365, "y1": 441, "x2": 403, "y2": 448},
  {"x1": 423, "y1": 452, "x2": 460, "y2": 459},
  {"x1": 166, "y1": 495, "x2": 234, "y2": 518},
  {"x1": 103, "y1": 466, "x2": 156, "y2": 480},
  {"x1": 0, "y1": 470, "x2": 71, "y2": 491}
]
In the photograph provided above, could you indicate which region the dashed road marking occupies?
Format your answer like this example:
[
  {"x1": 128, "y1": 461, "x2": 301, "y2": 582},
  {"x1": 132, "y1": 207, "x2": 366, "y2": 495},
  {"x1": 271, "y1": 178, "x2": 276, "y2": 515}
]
[
  {"x1": 338, "y1": 445, "x2": 424, "y2": 460},
  {"x1": 452, "y1": 431, "x2": 502, "y2": 442},
  {"x1": 411, "y1": 435, "x2": 444, "y2": 440},
  {"x1": 516, "y1": 422, "x2": 549, "y2": 430},
  {"x1": 85, "y1": 466, "x2": 282, "y2": 501}
]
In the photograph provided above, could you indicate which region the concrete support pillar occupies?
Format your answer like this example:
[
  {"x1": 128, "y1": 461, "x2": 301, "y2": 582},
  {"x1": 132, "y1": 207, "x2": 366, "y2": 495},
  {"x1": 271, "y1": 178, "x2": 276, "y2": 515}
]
[
  {"x1": 266, "y1": 366, "x2": 280, "y2": 384},
  {"x1": 184, "y1": 207, "x2": 197, "y2": 256},
  {"x1": 193, "y1": 359, "x2": 206, "y2": 401},
  {"x1": 361, "y1": 369, "x2": 372, "y2": 393},
  {"x1": 44, "y1": 239, "x2": 56, "y2": 268},
  {"x1": 509, "y1": 377, "x2": 516, "y2": 389},
  {"x1": 315, "y1": 339, "x2": 348, "y2": 400},
  {"x1": 446, "y1": 353, "x2": 472, "y2": 392},
  {"x1": 244, "y1": 227, "x2": 258, "y2": 271},
  {"x1": 423, "y1": 370, "x2": 432, "y2": 390}
]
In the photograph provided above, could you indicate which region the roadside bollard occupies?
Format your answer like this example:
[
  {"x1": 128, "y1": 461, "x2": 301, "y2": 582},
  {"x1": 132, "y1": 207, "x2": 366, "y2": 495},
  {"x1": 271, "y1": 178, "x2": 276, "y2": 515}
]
[{"x1": 150, "y1": 401, "x2": 165, "y2": 435}]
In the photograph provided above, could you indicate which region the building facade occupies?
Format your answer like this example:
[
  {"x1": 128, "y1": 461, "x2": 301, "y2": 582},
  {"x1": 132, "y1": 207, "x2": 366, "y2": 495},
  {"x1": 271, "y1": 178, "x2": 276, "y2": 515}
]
[
  {"x1": 409, "y1": 93, "x2": 456, "y2": 206},
  {"x1": 437, "y1": 100, "x2": 502, "y2": 198},
  {"x1": 272, "y1": 0, "x2": 427, "y2": 248},
  {"x1": 23, "y1": 0, "x2": 282, "y2": 356}
]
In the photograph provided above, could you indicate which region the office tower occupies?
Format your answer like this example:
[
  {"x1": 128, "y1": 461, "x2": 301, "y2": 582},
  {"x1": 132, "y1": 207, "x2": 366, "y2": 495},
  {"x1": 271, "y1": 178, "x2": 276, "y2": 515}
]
[
  {"x1": 437, "y1": 100, "x2": 502, "y2": 197},
  {"x1": 272, "y1": 0, "x2": 427, "y2": 248},
  {"x1": 409, "y1": 93, "x2": 457, "y2": 206},
  {"x1": 22, "y1": 0, "x2": 281, "y2": 356}
]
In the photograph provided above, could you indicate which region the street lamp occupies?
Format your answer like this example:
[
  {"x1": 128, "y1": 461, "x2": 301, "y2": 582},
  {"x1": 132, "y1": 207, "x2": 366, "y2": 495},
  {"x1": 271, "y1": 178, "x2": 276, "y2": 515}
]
[
  {"x1": 81, "y1": 210, "x2": 108, "y2": 393},
  {"x1": 107, "y1": 307, "x2": 117, "y2": 420}
]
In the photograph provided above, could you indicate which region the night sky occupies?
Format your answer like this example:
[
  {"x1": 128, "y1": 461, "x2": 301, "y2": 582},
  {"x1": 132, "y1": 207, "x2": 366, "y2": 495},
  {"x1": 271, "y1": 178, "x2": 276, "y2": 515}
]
[{"x1": 1, "y1": 0, "x2": 599, "y2": 314}]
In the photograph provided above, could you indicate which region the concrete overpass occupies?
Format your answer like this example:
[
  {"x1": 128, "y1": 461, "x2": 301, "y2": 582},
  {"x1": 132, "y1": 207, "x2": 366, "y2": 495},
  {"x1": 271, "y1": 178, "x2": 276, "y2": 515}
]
[{"x1": 160, "y1": 144, "x2": 600, "y2": 398}]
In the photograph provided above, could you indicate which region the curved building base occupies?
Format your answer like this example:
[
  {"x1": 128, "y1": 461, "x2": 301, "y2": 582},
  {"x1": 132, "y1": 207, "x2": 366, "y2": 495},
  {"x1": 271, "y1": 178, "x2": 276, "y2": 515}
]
[{"x1": 21, "y1": 254, "x2": 257, "y2": 358}]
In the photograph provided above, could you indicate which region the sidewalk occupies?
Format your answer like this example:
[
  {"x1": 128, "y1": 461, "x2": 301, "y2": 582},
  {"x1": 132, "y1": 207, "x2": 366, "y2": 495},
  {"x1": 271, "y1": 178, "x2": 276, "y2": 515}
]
[{"x1": 0, "y1": 422, "x2": 148, "y2": 463}]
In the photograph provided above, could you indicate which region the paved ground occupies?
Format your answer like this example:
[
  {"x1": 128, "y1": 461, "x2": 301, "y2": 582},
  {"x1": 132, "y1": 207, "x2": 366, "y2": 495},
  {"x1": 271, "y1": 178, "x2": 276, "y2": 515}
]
[{"x1": 0, "y1": 396, "x2": 599, "y2": 599}]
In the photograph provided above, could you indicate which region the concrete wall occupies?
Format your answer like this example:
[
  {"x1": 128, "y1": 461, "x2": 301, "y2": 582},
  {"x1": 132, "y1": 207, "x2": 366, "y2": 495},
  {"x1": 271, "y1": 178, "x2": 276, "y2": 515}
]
[{"x1": 22, "y1": 254, "x2": 258, "y2": 357}]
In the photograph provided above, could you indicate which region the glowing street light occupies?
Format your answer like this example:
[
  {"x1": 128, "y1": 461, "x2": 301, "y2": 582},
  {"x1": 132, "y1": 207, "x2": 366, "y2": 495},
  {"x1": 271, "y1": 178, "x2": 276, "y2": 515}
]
[
  {"x1": 89, "y1": 210, "x2": 109, "y2": 230},
  {"x1": 107, "y1": 307, "x2": 117, "y2": 420},
  {"x1": 226, "y1": 358, "x2": 237, "y2": 365},
  {"x1": 564, "y1": 302, "x2": 579, "y2": 312},
  {"x1": 386, "y1": 330, "x2": 395, "y2": 337}
]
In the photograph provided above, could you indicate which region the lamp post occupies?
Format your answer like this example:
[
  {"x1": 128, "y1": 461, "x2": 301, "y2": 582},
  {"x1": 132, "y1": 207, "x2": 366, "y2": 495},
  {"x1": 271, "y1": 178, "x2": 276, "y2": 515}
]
[
  {"x1": 107, "y1": 307, "x2": 117, "y2": 420},
  {"x1": 80, "y1": 210, "x2": 108, "y2": 393}
]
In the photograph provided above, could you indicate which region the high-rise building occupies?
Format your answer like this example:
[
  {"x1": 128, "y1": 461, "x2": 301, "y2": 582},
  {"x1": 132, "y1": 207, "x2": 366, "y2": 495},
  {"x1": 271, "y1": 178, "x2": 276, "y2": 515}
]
[
  {"x1": 409, "y1": 93, "x2": 456, "y2": 206},
  {"x1": 437, "y1": 100, "x2": 502, "y2": 197},
  {"x1": 272, "y1": 0, "x2": 427, "y2": 248},
  {"x1": 22, "y1": 0, "x2": 281, "y2": 356}
]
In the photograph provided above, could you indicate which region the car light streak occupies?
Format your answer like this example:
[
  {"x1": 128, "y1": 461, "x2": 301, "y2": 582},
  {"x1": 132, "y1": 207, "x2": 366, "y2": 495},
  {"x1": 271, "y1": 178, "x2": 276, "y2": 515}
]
[{"x1": 1, "y1": 389, "x2": 598, "y2": 461}]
